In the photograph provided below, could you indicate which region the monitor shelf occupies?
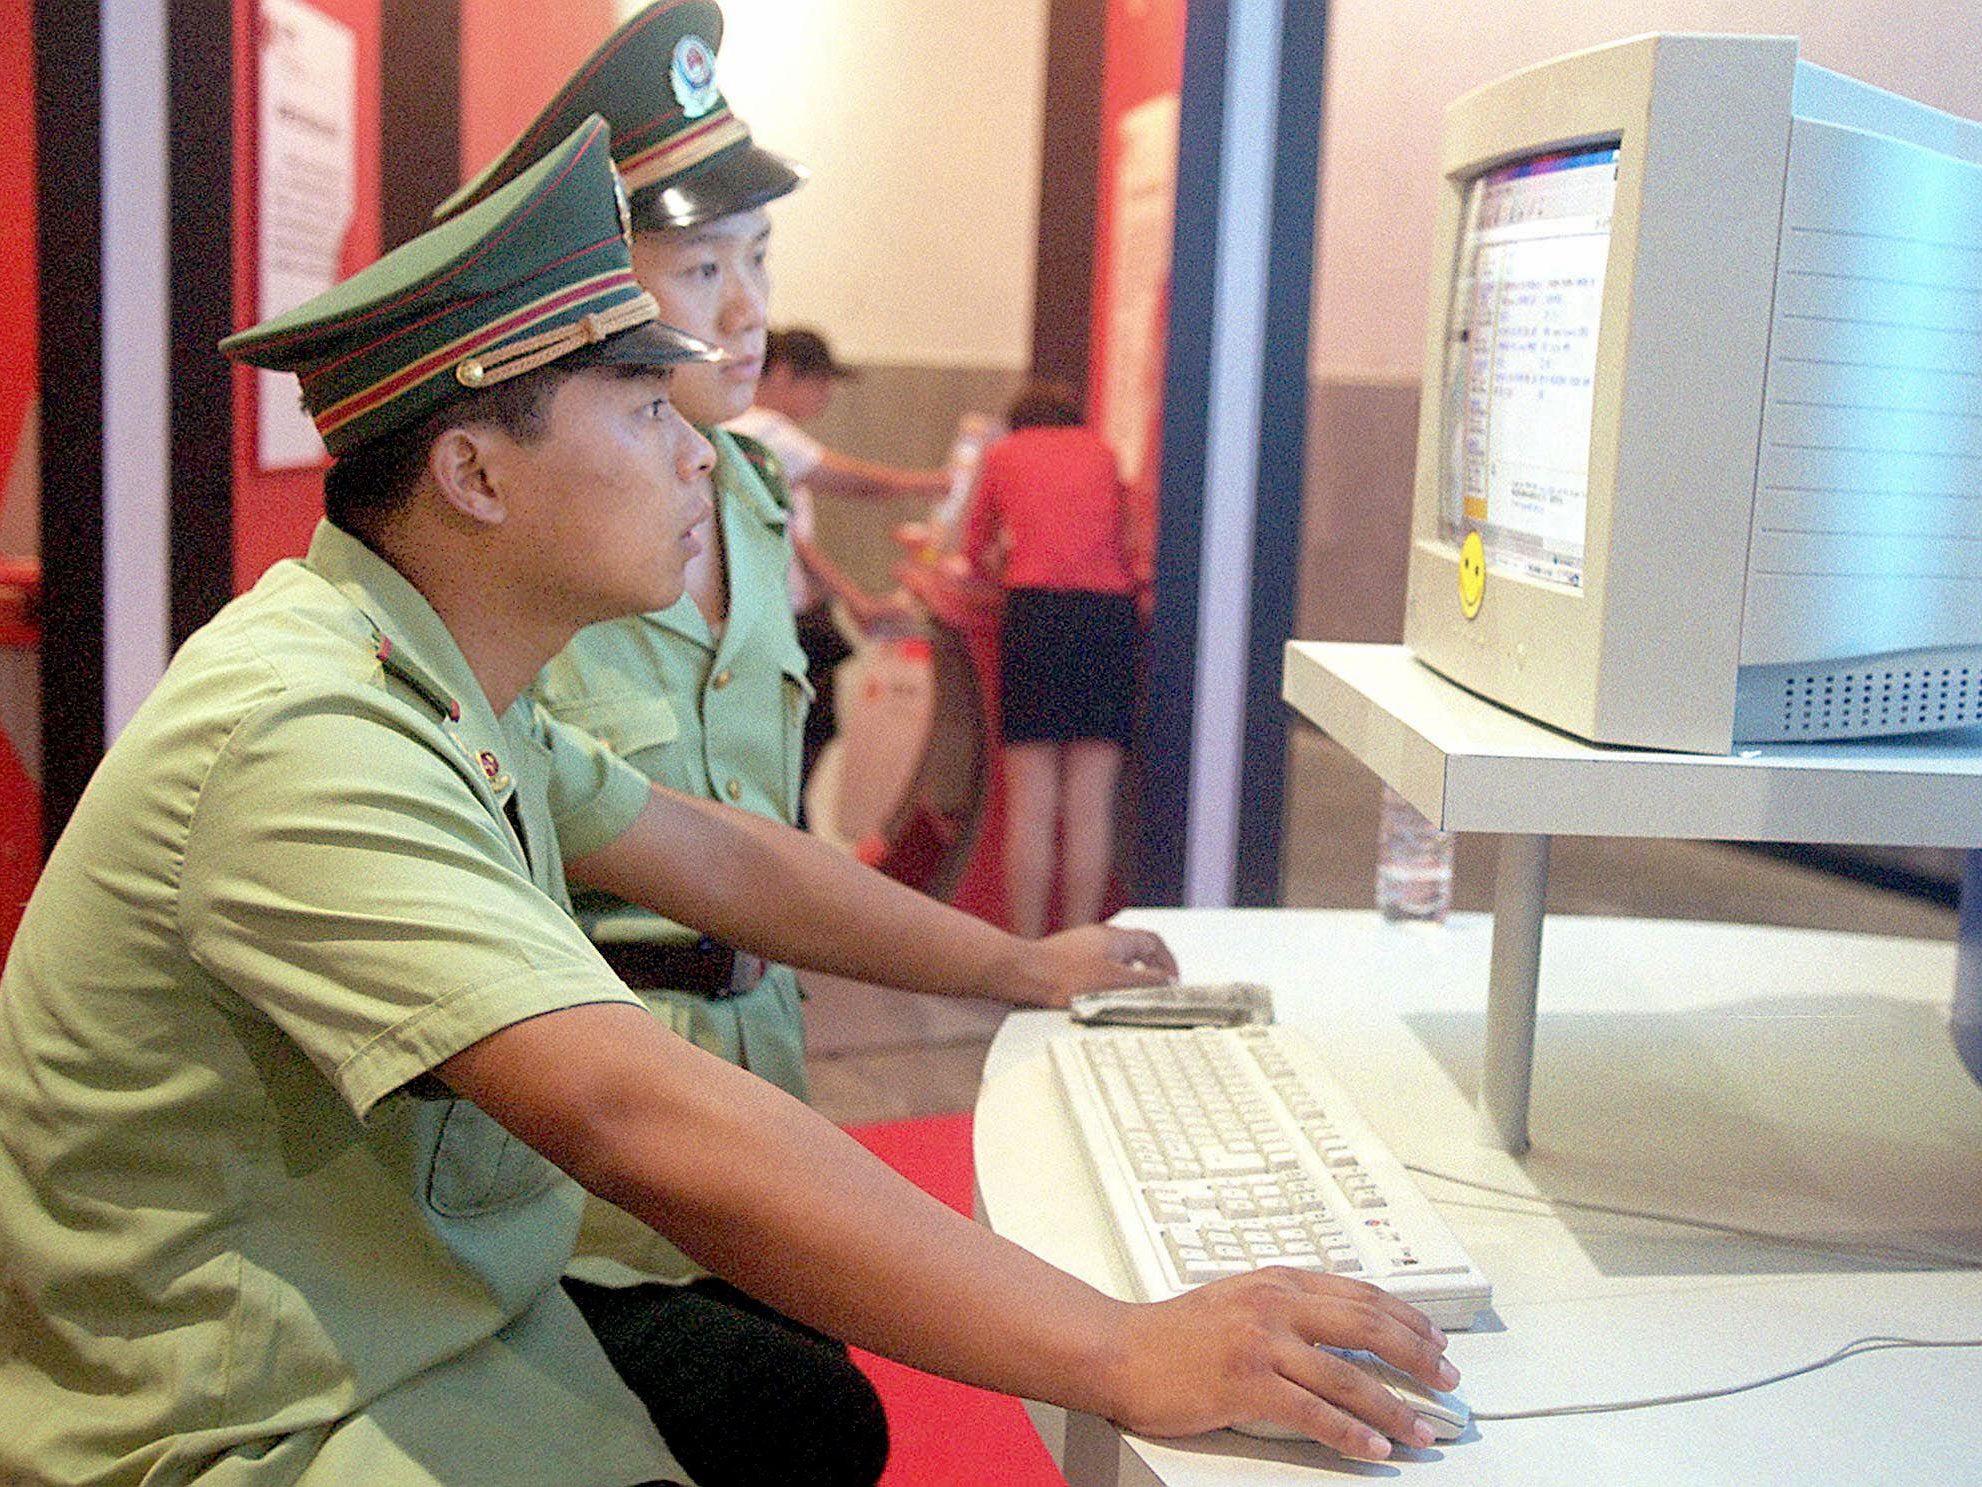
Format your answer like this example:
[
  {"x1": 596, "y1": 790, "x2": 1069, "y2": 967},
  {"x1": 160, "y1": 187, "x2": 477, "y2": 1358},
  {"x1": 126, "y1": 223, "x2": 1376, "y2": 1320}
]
[{"x1": 1282, "y1": 641, "x2": 1982, "y2": 1152}]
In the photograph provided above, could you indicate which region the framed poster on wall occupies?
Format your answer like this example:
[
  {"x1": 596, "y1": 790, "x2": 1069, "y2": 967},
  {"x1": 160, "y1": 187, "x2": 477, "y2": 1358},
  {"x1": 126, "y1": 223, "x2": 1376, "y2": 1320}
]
[{"x1": 255, "y1": 0, "x2": 356, "y2": 470}]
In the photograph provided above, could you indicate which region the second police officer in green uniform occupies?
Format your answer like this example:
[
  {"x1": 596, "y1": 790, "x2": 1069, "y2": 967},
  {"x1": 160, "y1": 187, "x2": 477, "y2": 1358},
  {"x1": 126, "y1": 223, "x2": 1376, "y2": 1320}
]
[
  {"x1": 438, "y1": 1, "x2": 834, "y2": 1122},
  {"x1": 436, "y1": 9, "x2": 1072, "y2": 1464}
]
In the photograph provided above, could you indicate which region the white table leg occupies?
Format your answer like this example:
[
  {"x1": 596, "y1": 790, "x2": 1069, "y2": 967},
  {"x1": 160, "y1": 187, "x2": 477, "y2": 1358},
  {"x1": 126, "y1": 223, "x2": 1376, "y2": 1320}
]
[
  {"x1": 1956, "y1": 850, "x2": 1982, "y2": 1086},
  {"x1": 1480, "y1": 832, "x2": 1551, "y2": 1154}
]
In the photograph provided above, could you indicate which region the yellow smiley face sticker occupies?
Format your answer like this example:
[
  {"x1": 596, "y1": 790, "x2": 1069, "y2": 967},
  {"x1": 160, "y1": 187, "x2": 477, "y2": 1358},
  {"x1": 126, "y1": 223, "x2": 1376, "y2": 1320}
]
[{"x1": 1458, "y1": 531, "x2": 1486, "y2": 620}]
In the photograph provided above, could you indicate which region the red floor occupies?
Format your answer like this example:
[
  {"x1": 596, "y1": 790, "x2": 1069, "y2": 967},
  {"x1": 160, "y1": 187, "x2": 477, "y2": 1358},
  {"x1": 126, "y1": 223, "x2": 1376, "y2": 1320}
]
[{"x1": 844, "y1": 1112, "x2": 1069, "y2": 1487}]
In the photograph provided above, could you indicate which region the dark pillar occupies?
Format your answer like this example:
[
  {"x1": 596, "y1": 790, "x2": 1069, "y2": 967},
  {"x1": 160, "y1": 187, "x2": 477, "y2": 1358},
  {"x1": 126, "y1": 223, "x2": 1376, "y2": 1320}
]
[
  {"x1": 1135, "y1": 0, "x2": 1330, "y2": 907},
  {"x1": 168, "y1": 0, "x2": 237, "y2": 648},
  {"x1": 1133, "y1": 0, "x2": 1229, "y2": 905},
  {"x1": 1232, "y1": 0, "x2": 1326, "y2": 907},
  {"x1": 33, "y1": 0, "x2": 105, "y2": 846},
  {"x1": 382, "y1": 0, "x2": 462, "y2": 249}
]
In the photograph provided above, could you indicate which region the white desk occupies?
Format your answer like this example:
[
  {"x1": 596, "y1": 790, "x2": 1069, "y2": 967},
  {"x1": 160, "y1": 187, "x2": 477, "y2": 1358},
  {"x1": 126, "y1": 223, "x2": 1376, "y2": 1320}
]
[
  {"x1": 974, "y1": 909, "x2": 1982, "y2": 1486},
  {"x1": 1282, "y1": 642, "x2": 1982, "y2": 1152}
]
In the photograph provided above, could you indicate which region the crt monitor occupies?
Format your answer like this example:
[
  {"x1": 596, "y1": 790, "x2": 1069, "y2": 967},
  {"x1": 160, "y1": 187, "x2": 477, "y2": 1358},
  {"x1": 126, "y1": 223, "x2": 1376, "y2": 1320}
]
[{"x1": 1401, "y1": 34, "x2": 1982, "y2": 753}]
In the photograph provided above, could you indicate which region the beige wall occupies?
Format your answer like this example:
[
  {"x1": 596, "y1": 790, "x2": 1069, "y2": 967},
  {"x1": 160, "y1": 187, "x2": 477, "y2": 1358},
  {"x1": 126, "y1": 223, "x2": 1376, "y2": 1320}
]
[
  {"x1": 621, "y1": 0, "x2": 1050, "y2": 371},
  {"x1": 605, "y1": 0, "x2": 1051, "y2": 579},
  {"x1": 1310, "y1": 2, "x2": 1982, "y2": 376}
]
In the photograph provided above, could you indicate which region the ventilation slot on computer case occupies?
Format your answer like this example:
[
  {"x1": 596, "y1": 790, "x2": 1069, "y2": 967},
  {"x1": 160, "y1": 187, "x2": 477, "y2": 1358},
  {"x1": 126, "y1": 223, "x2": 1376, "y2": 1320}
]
[{"x1": 1774, "y1": 666, "x2": 1978, "y2": 740}]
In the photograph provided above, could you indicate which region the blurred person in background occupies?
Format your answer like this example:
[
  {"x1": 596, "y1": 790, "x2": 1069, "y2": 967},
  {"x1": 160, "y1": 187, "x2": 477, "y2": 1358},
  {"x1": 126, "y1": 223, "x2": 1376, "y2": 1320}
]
[
  {"x1": 729, "y1": 327, "x2": 944, "y2": 798},
  {"x1": 965, "y1": 381, "x2": 1152, "y2": 937}
]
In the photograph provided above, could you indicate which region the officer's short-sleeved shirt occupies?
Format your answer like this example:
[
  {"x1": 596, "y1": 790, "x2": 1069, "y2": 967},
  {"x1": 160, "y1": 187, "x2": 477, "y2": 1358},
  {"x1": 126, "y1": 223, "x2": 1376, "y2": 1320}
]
[
  {"x1": 535, "y1": 430, "x2": 811, "y2": 1283},
  {"x1": 0, "y1": 522, "x2": 688, "y2": 1486}
]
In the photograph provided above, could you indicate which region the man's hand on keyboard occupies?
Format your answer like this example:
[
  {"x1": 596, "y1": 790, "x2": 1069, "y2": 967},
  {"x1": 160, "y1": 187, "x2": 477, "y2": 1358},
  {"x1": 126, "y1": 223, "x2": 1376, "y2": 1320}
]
[
  {"x1": 983, "y1": 923, "x2": 1180, "y2": 1007},
  {"x1": 1100, "y1": 1269, "x2": 1457, "y2": 1460}
]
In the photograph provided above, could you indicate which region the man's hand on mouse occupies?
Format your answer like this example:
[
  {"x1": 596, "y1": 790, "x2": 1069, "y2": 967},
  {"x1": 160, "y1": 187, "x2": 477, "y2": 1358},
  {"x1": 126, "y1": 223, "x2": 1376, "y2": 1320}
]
[{"x1": 1093, "y1": 1270, "x2": 1459, "y2": 1460}]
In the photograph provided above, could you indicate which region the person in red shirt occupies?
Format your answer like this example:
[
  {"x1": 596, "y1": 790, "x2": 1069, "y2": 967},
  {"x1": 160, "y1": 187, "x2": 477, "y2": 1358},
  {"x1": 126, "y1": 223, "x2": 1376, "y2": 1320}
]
[{"x1": 964, "y1": 382, "x2": 1152, "y2": 936}]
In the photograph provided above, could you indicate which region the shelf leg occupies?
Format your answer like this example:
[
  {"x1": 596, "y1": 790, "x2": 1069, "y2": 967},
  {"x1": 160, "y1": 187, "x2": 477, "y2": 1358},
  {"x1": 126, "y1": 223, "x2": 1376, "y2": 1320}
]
[
  {"x1": 1479, "y1": 832, "x2": 1551, "y2": 1155},
  {"x1": 1955, "y1": 851, "x2": 1982, "y2": 1088}
]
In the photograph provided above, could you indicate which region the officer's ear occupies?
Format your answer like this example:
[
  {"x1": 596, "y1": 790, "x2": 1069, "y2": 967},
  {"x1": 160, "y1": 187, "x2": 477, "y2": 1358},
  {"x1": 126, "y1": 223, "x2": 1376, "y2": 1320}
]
[{"x1": 426, "y1": 425, "x2": 508, "y2": 528}]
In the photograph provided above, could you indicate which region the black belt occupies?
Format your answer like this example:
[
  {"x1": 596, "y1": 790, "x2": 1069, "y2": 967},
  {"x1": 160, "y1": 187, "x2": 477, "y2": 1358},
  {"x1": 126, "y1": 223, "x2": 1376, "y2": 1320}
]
[{"x1": 596, "y1": 936, "x2": 766, "y2": 999}]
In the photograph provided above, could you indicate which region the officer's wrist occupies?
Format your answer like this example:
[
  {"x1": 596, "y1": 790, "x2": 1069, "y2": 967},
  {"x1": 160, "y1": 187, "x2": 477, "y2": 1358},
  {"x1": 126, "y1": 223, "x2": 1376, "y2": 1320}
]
[{"x1": 970, "y1": 936, "x2": 1058, "y2": 1007}]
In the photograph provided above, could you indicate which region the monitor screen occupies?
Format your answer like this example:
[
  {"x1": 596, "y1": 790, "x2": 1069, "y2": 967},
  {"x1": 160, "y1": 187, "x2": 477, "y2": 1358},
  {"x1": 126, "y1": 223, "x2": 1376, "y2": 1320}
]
[{"x1": 1438, "y1": 143, "x2": 1620, "y2": 592}]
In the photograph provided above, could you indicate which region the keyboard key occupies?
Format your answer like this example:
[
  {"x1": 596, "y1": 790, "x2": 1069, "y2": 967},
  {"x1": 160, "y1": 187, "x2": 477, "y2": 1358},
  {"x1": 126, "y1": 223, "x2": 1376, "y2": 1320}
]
[{"x1": 1206, "y1": 1150, "x2": 1267, "y2": 1175}]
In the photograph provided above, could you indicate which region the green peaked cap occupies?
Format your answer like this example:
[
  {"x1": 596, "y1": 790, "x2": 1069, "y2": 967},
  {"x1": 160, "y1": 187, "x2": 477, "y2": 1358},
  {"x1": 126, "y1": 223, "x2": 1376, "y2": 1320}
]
[
  {"x1": 223, "y1": 116, "x2": 719, "y2": 455},
  {"x1": 432, "y1": 0, "x2": 804, "y2": 230}
]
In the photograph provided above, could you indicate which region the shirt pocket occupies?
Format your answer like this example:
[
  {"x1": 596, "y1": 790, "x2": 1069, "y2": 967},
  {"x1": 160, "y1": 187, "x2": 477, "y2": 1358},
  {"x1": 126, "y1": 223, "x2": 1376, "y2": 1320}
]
[
  {"x1": 555, "y1": 695, "x2": 682, "y2": 772},
  {"x1": 426, "y1": 1096, "x2": 564, "y2": 1217},
  {"x1": 780, "y1": 648, "x2": 815, "y2": 816}
]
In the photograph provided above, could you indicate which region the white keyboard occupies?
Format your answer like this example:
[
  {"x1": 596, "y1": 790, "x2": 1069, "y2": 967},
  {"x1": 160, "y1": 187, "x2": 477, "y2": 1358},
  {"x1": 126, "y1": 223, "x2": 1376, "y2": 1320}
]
[{"x1": 1050, "y1": 1024, "x2": 1492, "y2": 1329}]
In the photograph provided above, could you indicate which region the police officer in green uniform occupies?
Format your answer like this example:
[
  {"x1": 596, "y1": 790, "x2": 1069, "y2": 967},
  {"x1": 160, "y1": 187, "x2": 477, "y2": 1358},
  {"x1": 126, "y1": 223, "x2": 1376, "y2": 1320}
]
[
  {"x1": 437, "y1": 15, "x2": 1035, "y2": 1463},
  {"x1": 0, "y1": 121, "x2": 718, "y2": 1487},
  {"x1": 432, "y1": 12, "x2": 913, "y2": 1473},
  {"x1": 0, "y1": 111, "x2": 1459, "y2": 1487}
]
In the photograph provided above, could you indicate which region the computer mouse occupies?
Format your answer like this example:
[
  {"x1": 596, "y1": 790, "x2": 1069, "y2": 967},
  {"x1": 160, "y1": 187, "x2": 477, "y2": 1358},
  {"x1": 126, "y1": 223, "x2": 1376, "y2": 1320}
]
[{"x1": 1232, "y1": 1348, "x2": 1470, "y2": 1444}]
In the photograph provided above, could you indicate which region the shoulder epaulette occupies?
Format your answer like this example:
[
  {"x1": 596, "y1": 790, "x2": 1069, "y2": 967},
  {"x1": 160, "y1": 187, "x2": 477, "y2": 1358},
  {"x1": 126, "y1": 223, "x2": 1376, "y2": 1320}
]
[
  {"x1": 369, "y1": 625, "x2": 461, "y2": 723},
  {"x1": 728, "y1": 430, "x2": 790, "y2": 510}
]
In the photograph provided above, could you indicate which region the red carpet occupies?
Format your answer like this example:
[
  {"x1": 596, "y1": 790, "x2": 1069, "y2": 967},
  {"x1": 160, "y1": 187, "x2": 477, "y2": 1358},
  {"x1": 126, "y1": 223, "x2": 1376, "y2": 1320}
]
[
  {"x1": 844, "y1": 1112, "x2": 1069, "y2": 1487},
  {"x1": 0, "y1": 725, "x2": 38, "y2": 960}
]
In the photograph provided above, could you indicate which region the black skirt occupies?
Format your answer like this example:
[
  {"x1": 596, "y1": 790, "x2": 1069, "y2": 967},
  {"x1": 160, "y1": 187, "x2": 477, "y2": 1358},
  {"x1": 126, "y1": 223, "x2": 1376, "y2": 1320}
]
[{"x1": 999, "y1": 587, "x2": 1138, "y2": 746}]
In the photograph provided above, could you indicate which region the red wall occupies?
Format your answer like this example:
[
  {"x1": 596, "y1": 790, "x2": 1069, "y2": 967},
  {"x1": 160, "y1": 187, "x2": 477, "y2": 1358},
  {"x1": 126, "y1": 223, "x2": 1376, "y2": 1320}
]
[
  {"x1": 0, "y1": 0, "x2": 36, "y2": 484},
  {"x1": 1087, "y1": 0, "x2": 1186, "y2": 496},
  {"x1": 0, "y1": 0, "x2": 40, "y2": 954},
  {"x1": 459, "y1": 0, "x2": 617, "y2": 180},
  {"x1": 230, "y1": 0, "x2": 385, "y2": 591}
]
